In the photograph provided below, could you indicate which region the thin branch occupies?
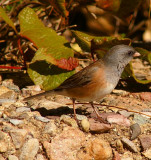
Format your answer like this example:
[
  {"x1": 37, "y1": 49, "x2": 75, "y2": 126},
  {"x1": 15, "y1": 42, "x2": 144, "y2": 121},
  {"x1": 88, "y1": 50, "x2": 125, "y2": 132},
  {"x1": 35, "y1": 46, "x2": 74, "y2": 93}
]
[{"x1": 66, "y1": 102, "x2": 151, "y2": 118}]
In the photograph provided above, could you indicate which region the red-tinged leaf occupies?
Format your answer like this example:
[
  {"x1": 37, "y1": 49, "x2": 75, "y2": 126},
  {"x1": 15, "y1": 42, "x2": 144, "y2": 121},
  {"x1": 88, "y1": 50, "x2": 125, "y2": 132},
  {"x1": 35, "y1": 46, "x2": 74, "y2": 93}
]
[
  {"x1": 0, "y1": 6, "x2": 17, "y2": 33},
  {"x1": 96, "y1": 0, "x2": 121, "y2": 12},
  {"x1": 28, "y1": 48, "x2": 75, "y2": 90},
  {"x1": 96, "y1": 0, "x2": 143, "y2": 21},
  {"x1": 56, "y1": 57, "x2": 78, "y2": 71}
]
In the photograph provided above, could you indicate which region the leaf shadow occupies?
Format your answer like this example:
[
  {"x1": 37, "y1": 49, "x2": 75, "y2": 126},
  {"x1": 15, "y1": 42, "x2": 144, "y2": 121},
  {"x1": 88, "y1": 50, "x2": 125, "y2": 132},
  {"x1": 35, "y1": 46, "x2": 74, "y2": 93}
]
[{"x1": 29, "y1": 60, "x2": 70, "y2": 76}]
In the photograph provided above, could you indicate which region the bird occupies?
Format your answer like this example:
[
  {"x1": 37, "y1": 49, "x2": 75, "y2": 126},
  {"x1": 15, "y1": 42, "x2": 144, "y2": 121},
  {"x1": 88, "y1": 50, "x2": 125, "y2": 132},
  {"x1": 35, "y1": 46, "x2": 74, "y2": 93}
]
[{"x1": 24, "y1": 45, "x2": 140, "y2": 122}]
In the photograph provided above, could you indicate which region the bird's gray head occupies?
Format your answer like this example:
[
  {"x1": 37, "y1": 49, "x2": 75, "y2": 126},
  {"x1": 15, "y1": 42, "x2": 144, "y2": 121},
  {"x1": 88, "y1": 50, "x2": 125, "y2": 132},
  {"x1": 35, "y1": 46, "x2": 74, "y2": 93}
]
[
  {"x1": 103, "y1": 45, "x2": 138, "y2": 67},
  {"x1": 102, "y1": 45, "x2": 140, "y2": 86}
]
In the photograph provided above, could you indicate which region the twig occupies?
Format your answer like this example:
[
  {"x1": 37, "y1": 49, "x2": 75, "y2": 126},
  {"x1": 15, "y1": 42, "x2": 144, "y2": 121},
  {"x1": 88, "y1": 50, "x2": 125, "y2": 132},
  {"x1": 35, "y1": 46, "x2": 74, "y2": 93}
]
[
  {"x1": 0, "y1": 65, "x2": 25, "y2": 70},
  {"x1": 17, "y1": 38, "x2": 27, "y2": 69},
  {"x1": 56, "y1": 24, "x2": 77, "y2": 33},
  {"x1": 127, "y1": 20, "x2": 146, "y2": 36},
  {"x1": 66, "y1": 102, "x2": 151, "y2": 118}
]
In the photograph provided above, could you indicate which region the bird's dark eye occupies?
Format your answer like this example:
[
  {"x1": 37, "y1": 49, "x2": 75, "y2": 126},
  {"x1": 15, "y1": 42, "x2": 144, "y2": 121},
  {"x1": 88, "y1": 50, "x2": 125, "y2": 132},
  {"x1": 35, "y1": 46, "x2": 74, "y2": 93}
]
[{"x1": 127, "y1": 51, "x2": 134, "y2": 56}]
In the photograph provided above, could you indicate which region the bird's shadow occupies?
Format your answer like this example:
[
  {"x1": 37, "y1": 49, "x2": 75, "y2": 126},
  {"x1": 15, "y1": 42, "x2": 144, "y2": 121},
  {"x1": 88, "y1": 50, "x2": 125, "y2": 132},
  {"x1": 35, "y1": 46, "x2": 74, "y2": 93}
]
[{"x1": 31, "y1": 106, "x2": 87, "y2": 117}]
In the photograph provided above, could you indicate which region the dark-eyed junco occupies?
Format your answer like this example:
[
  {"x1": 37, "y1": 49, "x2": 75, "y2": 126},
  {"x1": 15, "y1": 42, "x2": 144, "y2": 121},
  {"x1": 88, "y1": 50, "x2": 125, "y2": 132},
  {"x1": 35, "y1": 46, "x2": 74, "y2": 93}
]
[{"x1": 24, "y1": 45, "x2": 140, "y2": 121}]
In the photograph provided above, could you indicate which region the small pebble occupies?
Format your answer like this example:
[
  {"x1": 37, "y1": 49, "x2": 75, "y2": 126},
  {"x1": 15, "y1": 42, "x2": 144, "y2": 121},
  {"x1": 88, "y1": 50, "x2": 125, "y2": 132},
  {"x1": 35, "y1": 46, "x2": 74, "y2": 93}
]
[
  {"x1": 43, "y1": 121, "x2": 57, "y2": 136},
  {"x1": 16, "y1": 107, "x2": 31, "y2": 113},
  {"x1": 133, "y1": 114, "x2": 151, "y2": 125},
  {"x1": 8, "y1": 155, "x2": 19, "y2": 160},
  {"x1": 130, "y1": 123, "x2": 141, "y2": 140},
  {"x1": 121, "y1": 137, "x2": 138, "y2": 153},
  {"x1": 139, "y1": 135, "x2": 151, "y2": 151},
  {"x1": 81, "y1": 119, "x2": 90, "y2": 132},
  {"x1": 9, "y1": 119, "x2": 24, "y2": 126},
  {"x1": 19, "y1": 138, "x2": 39, "y2": 160},
  {"x1": 60, "y1": 115, "x2": 78, "y2": 128},
  {"x1": 119, "y1": 110, "x2": 132, "y2": 118},
  {"x1": 35, "y1": 116, "x2": 50, "y2": 123},
  {"x1": 76, "y1": 114, "x2": 87, "y2": 121},
  {"x1": 142, "y1": 147, "x2": 151, "y2": 159}
]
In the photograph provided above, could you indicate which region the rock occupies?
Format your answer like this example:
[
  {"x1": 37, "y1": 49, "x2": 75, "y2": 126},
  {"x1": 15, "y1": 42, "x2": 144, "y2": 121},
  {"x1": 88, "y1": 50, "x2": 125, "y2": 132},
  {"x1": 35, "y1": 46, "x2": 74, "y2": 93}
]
[
  {"x1": 133, "y1": 114, "x2": 151, "y2": 125},
  {"x1": 107, "y1": 114, "x2": 130, "y2": 126},
  {"x1": 89, "y1": 118, "x2": 111, "y2": 133},
  {"x1": 142, "y1": 148, "x2": 151, "y2": 159},
  {"x1": 140, "y1": 92, "x2": 151, "y2": 101},
  {"x1": 142, "y1": 147, "x2": 151, "y2": 159},
  {"x1": 130, "y1": 123, "x2": 141, "y2": 140},
  {"x1": 19, "y1": 138, "x2": 39, "y2": 160},
  {"x1": 116, "y1": 139, "x2": 124, "y2": 153},
  {"x1": 0, "y1": 141, "x2": 8, "y2": 152},
  {"x1": 10, "y1": 129, "x2": 28, "y2": 149},
  {"x1": 14, "y1": 102, "x2": 25, "y2": 108},
  {"x1": 139, "y1": 135, "x2": 151, "y2": 151},
  {"x1": 0, "y1": 131, "x2": 10, "y2": 152},
  {"x1": 8, "y1": 155, "x2": 19, "y2": 160},
  {"x1": 119, "y1": 110, "x2": 132, "y2": 118},
  {"x1": 9, "y1": 119, "x2": 24, "y2": 126},
  {"x1": 76, "y1": 114, "x2": 88, "y2": 121},
  {"x1": 120, "y1": 151, "x2": 133, "y2": 160},
  {"x1": 16, "y1": 107, "x2": 31, "y2": 113},
  {"x1": 87, "y1": 138, "x2": 113, "y2": 160},
  {"x1": 0, "y1": 155, "x2": 5, "y2": 160},
  {"x1": 43, "y1": 120, "x2": 57, "y2": 136},
  {"x1": 0, "y1": 86, "x2": 16, "y2": 103},
  {"x1": 35, "y1": 116, "x2": 50, "y2": 123},
  {"x1": 121, "y1": 137, "x2": 138, "y2": 153},
  {"x1": 77, "y1": 137, "x2": 113, "y2": 160},
  {"x1": 113, "y1": 151, "x2": 121, "y2": 160},
  {"x1": 81, "y1": 118, "x2": 90, "y2": 132},
  {"x1": 112, "y1": 89, "x2": 128, "y2": 96},
  {"x1": 43, "y1": 127, "x2": 85, "y2": 160},
  {"x1": 43, "y1": 141, "x2": 51, "y2": 159},
  {"x1": 2, "y1": 79, "x2": 20, "y2": 92},
  {"x1": 35, "y1": 154, "x2": 46, "y2": 160},
  {"x1": 60, "y1": 115, "x2": 78, "y2": 128},
  {"x1": 31, "y1": 99, "x2": 65, "y2": 110}
]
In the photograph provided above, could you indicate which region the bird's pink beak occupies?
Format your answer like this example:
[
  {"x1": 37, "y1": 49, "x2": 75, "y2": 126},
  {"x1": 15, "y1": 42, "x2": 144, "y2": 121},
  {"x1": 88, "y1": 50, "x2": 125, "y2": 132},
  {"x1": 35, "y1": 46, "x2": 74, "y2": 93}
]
[{"x1": 133, "y1": 52, "x2": 141, "y2": 57}]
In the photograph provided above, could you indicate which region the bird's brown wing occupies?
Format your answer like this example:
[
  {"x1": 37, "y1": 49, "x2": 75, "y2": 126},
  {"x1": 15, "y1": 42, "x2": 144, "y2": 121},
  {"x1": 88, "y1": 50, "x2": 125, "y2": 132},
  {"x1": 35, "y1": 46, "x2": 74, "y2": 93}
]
[{"x1": 55, "y1": 60, "x2": 103, "y2": 90}]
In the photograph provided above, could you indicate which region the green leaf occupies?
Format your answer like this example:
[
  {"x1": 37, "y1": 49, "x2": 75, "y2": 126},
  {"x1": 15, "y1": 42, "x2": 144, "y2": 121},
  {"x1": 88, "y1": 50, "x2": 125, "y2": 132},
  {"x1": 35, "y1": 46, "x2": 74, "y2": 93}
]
[
  {"x1": 19, "y1": 7, "x2": 73, "y2": 59},
  {"x1": 72, "y1": 30, "x2": 95, "y2": 52},
  {"x1": 91, "y1": 36, "x2": 131, "y2": 58},
  {"x1": 135, "y1": 47, "x2": 151, "y2": 64},
  {"x1": 18, "y1": 7, "x2": 77, "y2": 90},
  {"x1": 122, "y1": 63, "x2": 151, "y2": 84},
  {"x1": 0, "y1": 6, "x2": 17, "y2": 33},
  {"x1": 28, "y1": 60, "x2": 75, "y2": 91}
]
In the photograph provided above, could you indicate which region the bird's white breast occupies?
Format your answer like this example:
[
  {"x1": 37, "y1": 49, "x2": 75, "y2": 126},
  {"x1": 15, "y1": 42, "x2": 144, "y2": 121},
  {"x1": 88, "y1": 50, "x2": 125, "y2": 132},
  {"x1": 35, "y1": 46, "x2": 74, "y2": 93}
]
[{"x1": 93, "y1": 82, "x2": 115, "y2": 101}]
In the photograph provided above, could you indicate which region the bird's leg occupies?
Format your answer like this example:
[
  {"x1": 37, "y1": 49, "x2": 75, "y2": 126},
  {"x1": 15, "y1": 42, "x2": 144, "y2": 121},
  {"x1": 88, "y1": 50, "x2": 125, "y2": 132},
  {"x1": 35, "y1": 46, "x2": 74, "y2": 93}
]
[
  {"x1": 72, "y1": 98, "x2": 77, "y2": 121},
  {"x1": 90, "y1": 102, "x2": 107, "y2": 123}
]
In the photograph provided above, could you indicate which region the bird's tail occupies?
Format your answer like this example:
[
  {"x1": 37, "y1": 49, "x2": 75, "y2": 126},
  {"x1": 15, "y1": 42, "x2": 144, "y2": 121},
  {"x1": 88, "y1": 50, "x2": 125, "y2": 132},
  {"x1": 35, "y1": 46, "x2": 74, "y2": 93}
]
[{"x1": 24, "y1": 90, "x2": 55, "y2": 101}]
